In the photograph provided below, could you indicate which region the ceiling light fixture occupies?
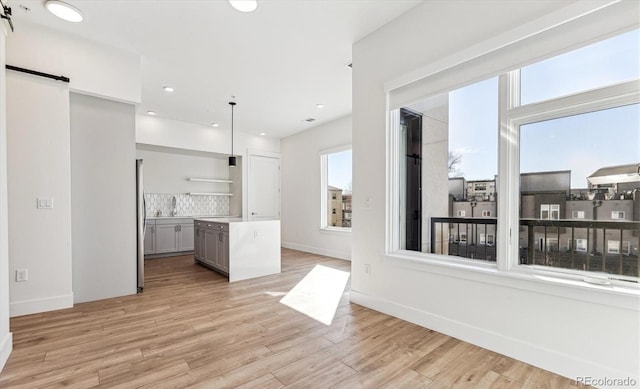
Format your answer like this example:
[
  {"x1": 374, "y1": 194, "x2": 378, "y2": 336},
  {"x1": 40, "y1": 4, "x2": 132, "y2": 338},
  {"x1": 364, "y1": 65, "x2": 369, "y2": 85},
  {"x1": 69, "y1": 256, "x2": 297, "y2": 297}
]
[
  {"x1": 45, "y1": 0, "x2": 83, "y2": 22},
  {"x1": 211, "y1": 123, "x2": 219, "y2": 127},
  {"x1": 316, "y1": 104, "x2": 324, "y2": 109},
  {"x1": 228, "y1": 0, "x2": 257, "y2": 13},
  {"x1": 228, "y1": 101, "x2": 237, "y2": 167},
  {"x1": 259, "y1": 132, "x2": 266, "y2": 136},
  {"x1": 163, "y1": 86, "x2": 174, "y2": 92},
  {"x1": 147, "y1": 110, "x2": 157, "y2": 116}
]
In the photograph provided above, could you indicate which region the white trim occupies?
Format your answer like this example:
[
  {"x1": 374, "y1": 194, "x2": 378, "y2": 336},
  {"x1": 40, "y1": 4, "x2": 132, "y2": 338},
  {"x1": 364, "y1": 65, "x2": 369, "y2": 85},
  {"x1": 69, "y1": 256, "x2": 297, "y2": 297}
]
[
  {"x1": 350, "y1": 289, "x2": 636, "y2": 383},
  {"x1": 0, "y1": 331, "x2": 12, "y2": 373},
  {"x1": 281, "y1": 241, "x2": 351, "y2": 261},
  {"x1": 319, "y1": 144, "x2": 351, "y2": 156},
  {"x1": 10, "y1": 293, "x2": 74, "y2": 317},
  {"x1": 319, "y1": 227, "x2": 352, "y2": 235},
  {"x1": 383, "y1": 253, "x2": 639, "y2": 310}
]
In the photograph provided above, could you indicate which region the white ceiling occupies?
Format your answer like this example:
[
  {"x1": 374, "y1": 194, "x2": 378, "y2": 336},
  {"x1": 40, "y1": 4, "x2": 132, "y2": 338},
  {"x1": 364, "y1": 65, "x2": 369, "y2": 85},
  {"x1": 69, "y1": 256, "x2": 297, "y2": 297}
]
[{"x1": 8, "y1": 0, "x2": 422, "y2": 139}]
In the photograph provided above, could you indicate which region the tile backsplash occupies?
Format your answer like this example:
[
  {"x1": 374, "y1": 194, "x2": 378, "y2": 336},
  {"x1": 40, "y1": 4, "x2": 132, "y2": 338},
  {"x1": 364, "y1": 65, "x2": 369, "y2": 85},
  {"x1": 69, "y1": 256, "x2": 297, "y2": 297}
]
[{"x1": 145, "y1": 193, "x2": 230, "y2": 217}]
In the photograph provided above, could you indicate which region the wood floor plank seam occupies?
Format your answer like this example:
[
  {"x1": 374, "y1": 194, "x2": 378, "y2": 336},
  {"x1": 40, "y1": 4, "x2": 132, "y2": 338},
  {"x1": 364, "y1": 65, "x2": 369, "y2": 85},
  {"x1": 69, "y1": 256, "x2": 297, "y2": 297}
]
[{"x1": 0, "y1": 249, "x2": 586, "y2": 388}]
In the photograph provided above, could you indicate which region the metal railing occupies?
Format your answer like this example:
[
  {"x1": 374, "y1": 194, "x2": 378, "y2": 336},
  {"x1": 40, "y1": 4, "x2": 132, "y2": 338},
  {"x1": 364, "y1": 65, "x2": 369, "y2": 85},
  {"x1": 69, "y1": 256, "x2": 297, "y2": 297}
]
[
  {"x1": 430, "y1": 217, "x2": 497, "y2": 261},
  {"x1": 430, "y1": 217, "x2": 640, "y2": 277}
]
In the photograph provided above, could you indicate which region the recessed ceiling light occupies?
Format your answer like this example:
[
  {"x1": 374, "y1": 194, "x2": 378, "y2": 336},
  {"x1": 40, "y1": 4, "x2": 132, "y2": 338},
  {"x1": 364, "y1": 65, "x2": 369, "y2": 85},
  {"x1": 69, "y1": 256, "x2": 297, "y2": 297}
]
[
  {"x1": 45, "y1": 0, "x2": 83, "y2": 23},
  {"x1": 147, "y1": 111, "x2": 157, "y2": 116},
  {"x1": 229, "y1": 0, "x2": 258, "y2": 13},
  {"x1": 259, "y1": 132, "x2": 266, "y2": 136},
  {"x1": 163, "y1": 86, "x2": 174, "y2": 92},
  {"x1": 316, "y1": 104, "x2": 325, "y2": 109},
  {"x1": 211, "y1": 123, "x2": 220, "y2": 127}
]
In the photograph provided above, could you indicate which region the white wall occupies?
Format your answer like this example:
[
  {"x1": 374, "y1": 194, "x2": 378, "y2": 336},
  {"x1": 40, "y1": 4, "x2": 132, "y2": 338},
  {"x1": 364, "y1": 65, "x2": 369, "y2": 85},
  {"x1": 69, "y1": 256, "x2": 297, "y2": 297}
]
[
  {"x1": 7, "y1": 22, "x2": 140, "y2": 104},
  {"x1": 136, "y1": 144, "x2": 231, "y2": 194},
  {"x1": 70, "y1": 93, "x2": 137, "y2": 304},
  {"x1": 352, "y1": 0, "x2": 639, "y2": 385},
  {"x1": 137, "y1": 115, "x2": 279, "y2": 219},
  {"x1": 0, "y1": 25, "x2": 13, "y2": 373},
  {"x1": 281, "y1": 115, "x2": 352, "y2": 260},
  {"x1": 6, "y1": 72, "x2": 73, "y2": 316}
]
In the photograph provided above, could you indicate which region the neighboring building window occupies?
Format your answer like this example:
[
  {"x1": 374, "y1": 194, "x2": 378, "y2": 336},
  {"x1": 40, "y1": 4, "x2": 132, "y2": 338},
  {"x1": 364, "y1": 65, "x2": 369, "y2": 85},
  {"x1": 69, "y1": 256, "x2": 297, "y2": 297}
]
[
  {"x1": 572, "y1": 211, "x2": 585, "y2": 219},
  {"x1": 540, "y1": 204, "x2": 560, "y2": 220},
  {"x1": 608, "y1": 240, "x2": 631, "y2": 255},
  {"x1": 573, "y1": 239, "x2": 588, "y2": 252},
  {"x1": 458, "y1": 233, "x2": 467, "y2": 243},
  {"x1": 320, "y1": 147, "x2": 352, "y2": 229},
  {"x1": 481, "y1": 210, "x2": 491, "y2": 217},
  {"x1": 480, "y1": 234, "x2": 495, "y2": 245},
  {"x1": 457, "y1": 210, "x2": 466, "y2": 217},
  {"x1": 611, "y1": 211, "x2": 625, "y2": 220}
]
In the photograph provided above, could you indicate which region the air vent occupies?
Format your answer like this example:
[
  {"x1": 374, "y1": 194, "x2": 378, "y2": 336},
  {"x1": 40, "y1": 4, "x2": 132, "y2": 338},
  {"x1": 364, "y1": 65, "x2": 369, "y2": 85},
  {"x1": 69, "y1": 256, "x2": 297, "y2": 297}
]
[{"x1": 303, "y1": 118, "x2": 316, "y2": 123}]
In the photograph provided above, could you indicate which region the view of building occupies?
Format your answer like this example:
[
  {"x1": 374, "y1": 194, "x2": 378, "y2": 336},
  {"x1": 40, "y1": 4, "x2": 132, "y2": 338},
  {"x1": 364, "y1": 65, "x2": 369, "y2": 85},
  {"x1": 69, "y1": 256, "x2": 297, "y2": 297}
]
[
  {"x1": 327, "y1": 186, "x2": 352, "y2": 228},
  {"x1": 443, "y1": 164, "x2": 640, "y2": 277}
]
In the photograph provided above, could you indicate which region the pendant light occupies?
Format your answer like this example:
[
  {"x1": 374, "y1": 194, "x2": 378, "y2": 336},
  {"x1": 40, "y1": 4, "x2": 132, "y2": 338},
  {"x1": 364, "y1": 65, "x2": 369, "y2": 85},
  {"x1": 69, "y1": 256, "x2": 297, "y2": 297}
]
[{"x1": 228, "y1": 101, "x2": 237, "y2": 167}]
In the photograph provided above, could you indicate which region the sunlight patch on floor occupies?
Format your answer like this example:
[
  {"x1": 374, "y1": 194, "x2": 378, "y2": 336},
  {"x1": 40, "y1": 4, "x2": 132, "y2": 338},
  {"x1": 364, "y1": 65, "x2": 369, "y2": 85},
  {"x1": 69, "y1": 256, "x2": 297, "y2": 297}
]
[{"x1": 279, "y1": 265, "x2": 350, "y2": 326}]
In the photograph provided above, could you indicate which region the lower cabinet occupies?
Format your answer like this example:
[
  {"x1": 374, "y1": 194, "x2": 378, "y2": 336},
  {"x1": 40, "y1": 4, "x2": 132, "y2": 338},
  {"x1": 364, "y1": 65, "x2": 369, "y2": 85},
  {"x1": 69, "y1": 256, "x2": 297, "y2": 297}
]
[
  {"x1": 195, "y1": 221, "x2": 229, "y2": 275},
  {"x1": 144, "y1": 220, "x2": 156, "y2": 255},
  {"x1": 145, "y1": 218, "x2": 194, "y2": 256}
]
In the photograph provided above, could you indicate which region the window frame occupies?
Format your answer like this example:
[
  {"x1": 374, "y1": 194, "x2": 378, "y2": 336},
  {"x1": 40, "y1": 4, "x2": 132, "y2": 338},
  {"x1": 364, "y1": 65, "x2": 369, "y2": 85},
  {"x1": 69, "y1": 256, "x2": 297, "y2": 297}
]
[
  {"x1": 385, "y1": 27, "x2": 640, "y2": 289},
  {"x1": 611, "y1": 211, "x2": 625, "y2": 220},
  {"x1": 319, "y1": 144, "x2": 352, "y2": 232},
  {"x1": 572, "y1": 210, "x2": 585, "y2": 219}
]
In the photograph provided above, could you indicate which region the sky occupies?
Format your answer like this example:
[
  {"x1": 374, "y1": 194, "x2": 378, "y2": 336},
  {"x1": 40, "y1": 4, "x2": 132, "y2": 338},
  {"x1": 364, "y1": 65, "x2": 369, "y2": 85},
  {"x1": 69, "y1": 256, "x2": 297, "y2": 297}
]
[
  {"x1": 447, "y1": 28, "x2": 640, "y2": 189},
  {"x1": 327, "y1": 149, "x2": 352, "y2": 192}
]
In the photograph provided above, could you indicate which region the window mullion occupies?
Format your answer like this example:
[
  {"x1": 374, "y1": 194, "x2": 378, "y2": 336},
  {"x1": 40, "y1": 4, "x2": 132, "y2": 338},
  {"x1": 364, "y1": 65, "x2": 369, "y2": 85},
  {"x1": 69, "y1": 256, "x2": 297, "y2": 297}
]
[{"x1": 497, "y1": 71, "x2": 520, "y2": 272}]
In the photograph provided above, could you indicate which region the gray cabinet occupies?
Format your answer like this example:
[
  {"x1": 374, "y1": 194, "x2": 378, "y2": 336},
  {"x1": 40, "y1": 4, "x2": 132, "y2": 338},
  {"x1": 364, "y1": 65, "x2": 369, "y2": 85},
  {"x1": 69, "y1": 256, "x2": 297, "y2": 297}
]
[
  {"x1": 144, "y1": 220, "x2": 156, "y2": 255},
  {"x1": 179, "y1": 223, "x2": 194, "y2": 251},
  {"x1": 155, "y1": 224, "x2": 180, "y2": 253},
  {"x1": 194, "y1": 222, "x2": 205, "y2": 260},
  {"x1": 145, "y1": 218, "x2": 194, "y2": 256},
  {"x1": 195, "y1": 221, "x2": 230, "y2": 275}
]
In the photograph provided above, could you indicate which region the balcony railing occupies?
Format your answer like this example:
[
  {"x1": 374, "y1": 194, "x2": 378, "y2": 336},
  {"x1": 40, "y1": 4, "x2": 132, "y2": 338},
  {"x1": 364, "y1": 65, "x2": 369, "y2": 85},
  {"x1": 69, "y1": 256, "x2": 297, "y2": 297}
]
[{"x1": 430, "y1": 217, "x2": 640, "y2": 277}]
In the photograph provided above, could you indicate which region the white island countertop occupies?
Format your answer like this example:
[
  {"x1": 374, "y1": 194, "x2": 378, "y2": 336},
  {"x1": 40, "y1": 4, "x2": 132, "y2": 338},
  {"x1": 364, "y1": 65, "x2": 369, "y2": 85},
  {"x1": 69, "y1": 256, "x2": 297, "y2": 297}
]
[{"x1": 193, "y1": 218, "x2": 281, "y2": 282}]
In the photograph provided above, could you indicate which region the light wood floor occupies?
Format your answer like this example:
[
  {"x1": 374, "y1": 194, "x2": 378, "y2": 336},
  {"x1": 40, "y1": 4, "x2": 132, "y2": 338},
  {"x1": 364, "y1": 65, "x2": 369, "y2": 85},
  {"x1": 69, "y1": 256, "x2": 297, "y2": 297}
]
[{"x1": 0, "y1": 248, "x2": 583, "y2": 388}]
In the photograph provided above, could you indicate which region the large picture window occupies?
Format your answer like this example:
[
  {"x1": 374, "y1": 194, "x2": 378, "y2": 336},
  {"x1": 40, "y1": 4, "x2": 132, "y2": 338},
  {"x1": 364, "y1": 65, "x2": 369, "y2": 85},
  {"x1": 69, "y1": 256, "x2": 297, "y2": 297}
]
[
  {"x1": 390, "y1": 28, "x2": 640, "y2": 282},
  {"x1": 320, "y1": 147, "x2": 352, "y2": 230}
]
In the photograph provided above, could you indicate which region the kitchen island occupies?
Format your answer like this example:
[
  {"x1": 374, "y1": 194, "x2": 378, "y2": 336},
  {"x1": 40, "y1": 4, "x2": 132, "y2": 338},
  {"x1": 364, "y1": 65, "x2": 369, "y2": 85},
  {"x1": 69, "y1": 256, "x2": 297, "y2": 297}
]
[{"x1": 193, "y1": 217, "x2": 281, "y2": 282}]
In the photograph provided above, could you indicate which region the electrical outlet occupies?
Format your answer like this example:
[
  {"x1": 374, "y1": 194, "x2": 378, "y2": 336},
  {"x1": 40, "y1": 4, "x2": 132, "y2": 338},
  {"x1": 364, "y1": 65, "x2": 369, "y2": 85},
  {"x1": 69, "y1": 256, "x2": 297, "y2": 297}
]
[
  {"x1": 37, "y1": 197, "x2": 54, "y2": 209},
  {"x1": 364, "y1": 264, "x2": 370, "y2": 275},
  {"x1": 16, "y1": 269, "x2": 28, "y2": 282}
]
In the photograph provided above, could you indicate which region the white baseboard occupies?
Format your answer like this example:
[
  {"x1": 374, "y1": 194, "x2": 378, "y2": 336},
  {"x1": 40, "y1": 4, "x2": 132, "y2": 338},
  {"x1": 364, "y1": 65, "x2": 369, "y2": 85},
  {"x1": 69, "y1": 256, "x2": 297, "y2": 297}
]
[
  {"x1": 0, "y1": 331, "x2": 12, "y2": 373},
  {"x1": 10, "y1": 293, "x2": 74, "y2": 317},
  {"x1": 282, "y1": 242, "x2": 351, "y2": 261},
  {"x1": 350, "y1": 290, "x2": 634, "y2": 387}
]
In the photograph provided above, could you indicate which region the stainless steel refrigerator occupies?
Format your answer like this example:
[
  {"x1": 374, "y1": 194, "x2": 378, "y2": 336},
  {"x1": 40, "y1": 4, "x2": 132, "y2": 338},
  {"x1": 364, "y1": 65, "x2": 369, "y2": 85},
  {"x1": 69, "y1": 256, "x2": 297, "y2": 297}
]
[{"x1": 136, "y1": 159, "x2": 145, "y2": 292}]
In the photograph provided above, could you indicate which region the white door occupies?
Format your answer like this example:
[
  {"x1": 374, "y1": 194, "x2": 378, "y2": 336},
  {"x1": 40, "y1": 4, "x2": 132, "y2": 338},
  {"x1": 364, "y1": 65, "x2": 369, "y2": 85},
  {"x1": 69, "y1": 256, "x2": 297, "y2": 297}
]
[{"x1": 248, "y1": 153, "x2": 280, "y2": 220}]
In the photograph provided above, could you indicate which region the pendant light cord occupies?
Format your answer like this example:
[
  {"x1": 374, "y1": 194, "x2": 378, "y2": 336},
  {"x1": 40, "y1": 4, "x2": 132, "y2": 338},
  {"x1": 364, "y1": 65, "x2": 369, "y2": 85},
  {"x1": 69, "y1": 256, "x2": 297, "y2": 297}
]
[
  {"x1": 229, "y1": 101, "x2": 237, "y2": 157},
  {"x1": 231, "y1": 103, "x2": 234, "y2": 157}
]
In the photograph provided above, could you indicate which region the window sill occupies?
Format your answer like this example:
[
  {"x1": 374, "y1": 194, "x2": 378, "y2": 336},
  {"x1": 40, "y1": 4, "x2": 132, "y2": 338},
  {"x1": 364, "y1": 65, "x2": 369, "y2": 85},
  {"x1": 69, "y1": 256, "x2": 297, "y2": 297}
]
[
  {"x1": 320, "y1": 227, "x2": 352, "y2": 235},
  {"x1": 383, "y1": 251, "x2": 640, "y2": 311}
]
